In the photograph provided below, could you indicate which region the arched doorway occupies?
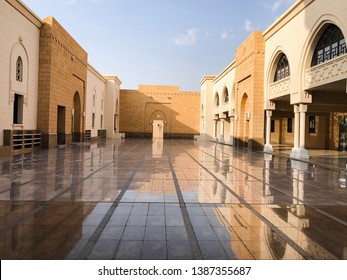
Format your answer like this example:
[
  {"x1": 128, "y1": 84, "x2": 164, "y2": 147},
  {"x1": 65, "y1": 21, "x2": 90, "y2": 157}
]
[
  {"x1": 240, "y1": 93, "x2": 249, "y2": 147},
  {"x1": 72, "y1": 92, "x2": 82, "y2": 142},
  {"x1": 150, "y1": 110, "x2": 167, "y2": 139}
]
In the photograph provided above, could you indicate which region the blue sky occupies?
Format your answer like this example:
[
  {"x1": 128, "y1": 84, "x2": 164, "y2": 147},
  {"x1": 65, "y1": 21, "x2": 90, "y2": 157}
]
[{"x1": 22, "y1": 0, "x2": 296, "y2": 91}]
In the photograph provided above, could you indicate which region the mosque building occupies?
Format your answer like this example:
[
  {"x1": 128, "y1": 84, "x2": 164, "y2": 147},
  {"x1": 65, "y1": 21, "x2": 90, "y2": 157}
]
[
  {"x1": 200, "y1": 0, "x2": 347, "y2": 159},
  {"x1": 1, "y1": 0, "x2": 347, "y2": 160}
]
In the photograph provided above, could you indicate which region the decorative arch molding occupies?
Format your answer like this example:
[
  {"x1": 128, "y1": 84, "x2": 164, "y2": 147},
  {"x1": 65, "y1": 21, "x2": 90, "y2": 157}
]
[
  {"x1": 266, "y1": 47, "x2": 291, "y2": 87},
  {"x1": 266, "y1": 47, "x2": 292, "y2": 100},
  {"x1": 300, "y1": 14, "x2": 347, "y2": 90},
  {"x1": 214, "y1": 92, "x2": 220, "y2": 107},
  {"x1": 72, "y1": 91, "x2": 82, "y2": 142},
  {"x1": 149, "y1": 110, "x2": 167, "y2": 122},
  {"x1": 9, "y1": 41, "x2": 29, "y2": 106},
  {"x1": 222, "y1": 86, "x2": 229, "y2": 104}
]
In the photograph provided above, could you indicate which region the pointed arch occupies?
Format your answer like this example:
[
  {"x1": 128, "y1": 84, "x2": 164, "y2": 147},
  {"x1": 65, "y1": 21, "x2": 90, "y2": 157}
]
[
  {"x1": 10, "y1": 42, "x2": 29, "y2": 104},
  {"x1": 311, "y1": 24, "x2": 346, "y2": 66},
  {"x1": 72, "y1": 91, "x2": 82, "y2": 142},
  {"x1": 299, "y1": 14, "x2": 347, "y2": 79},
  {"x1": 214, "y1": 92, "x2": 220, "y2": 106},
  {"x1": 274, "y1": 54, "x2": 290, "y2": 82},
  {"x1": 223, "y1": 87, "x2": 229, "y2": 103},
  {"x1": 16, "y1": 56, "x2": 23, "y2": 82}
]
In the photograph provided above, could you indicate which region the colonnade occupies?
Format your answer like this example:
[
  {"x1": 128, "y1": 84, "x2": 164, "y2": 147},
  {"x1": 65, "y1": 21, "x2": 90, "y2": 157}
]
[
  {"x1": 213, "y1": 116, "x2": 234, "y2": 145},
  {"x1": 264, "y1": 103, "x2": 309, "y2": 159}
]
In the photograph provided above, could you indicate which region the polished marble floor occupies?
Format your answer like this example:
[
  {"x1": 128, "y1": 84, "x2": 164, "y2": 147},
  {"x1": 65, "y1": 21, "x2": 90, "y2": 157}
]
[{"x1": 1, "y1": 138, "x2": 347, "y2": 260}]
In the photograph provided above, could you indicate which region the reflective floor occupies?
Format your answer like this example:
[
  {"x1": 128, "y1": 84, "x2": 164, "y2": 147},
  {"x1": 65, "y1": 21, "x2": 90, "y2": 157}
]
[{"x1": 1, "y1": 139, "x2": 347, "y2": 260}]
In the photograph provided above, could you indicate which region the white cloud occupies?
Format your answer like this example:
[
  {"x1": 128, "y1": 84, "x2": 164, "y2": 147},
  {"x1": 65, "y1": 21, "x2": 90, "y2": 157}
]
[
  {"x1": 265, "y1": 0, "x2": 296, "y2": 12},
  {"x1": 221, "y1": 31, "x2": 228, "y2": 39},
  {"x1": 244, "y1": 20, "x2": 254, "y2": 32},
  {"x1": 172, "y1": 29, "x2": 199, "y2": 46},
  {"x1": 272, "y1": 1, "x2": 281, "y2": 11},
  {"x1": 220, "y1": 28, "x2": 235, "y2": 40}
]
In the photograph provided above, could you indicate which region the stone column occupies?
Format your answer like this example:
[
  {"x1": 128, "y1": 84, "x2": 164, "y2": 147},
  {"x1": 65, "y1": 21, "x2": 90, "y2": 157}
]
[
  {"x1": 213, "y1": 120, "x2": 218, "y2": 141},
  {"x1": 229, "y1": 117, "x2": 234, "y2": 145},
  {"x1": 293, "y1": 105, "x2": 300, "y2": 149},
  {"x1": 219, "y1": 118, "x2": 225, "y2": 143},
  {"x1": 290, "y1": 104, "x2": 309, "y2": 159},
  {"x1": 297, "y1": 169, "x2": 305, "y2": 216},
  {"x1": 299, "y1": 104, "x2": 307, "y2": 149},
  {"x1": 263, "y1": 110, "x2": 273, "y2": 152}
]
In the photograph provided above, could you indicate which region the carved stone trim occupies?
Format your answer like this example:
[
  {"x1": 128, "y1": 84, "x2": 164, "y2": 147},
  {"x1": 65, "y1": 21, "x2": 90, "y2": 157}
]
[
  {"x1": 269, "y1": 76, "x2": 291, "y2": 99},
  {"x1": 305, "y1": 54, "x2": 347, "y2": 89}
]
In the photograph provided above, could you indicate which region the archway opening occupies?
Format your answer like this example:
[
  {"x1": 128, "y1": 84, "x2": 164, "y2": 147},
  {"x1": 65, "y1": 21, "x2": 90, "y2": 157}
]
[
  {"x1": 240, "y1": 93, "x2": 249, "y2": 148},
  {"x1": 150, "y1": 110, "x2": 167, "y2": 139},
  {"x1": 72, "y1": 92, "x2": 82, "y2": 142}
]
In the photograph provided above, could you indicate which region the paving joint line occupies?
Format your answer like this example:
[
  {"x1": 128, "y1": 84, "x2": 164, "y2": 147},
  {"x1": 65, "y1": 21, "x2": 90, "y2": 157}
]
[
  {"x1": 165, "y1": 142, "x2": 202, "y2": 260},
  {"x1": 0, "y1": 139, "x2": 148, "y2": 237},
  {"x1": 184, "y1": 149, "x2": 314, "y2": 260},
  {"x1": 77, "y1": 143, "x2": 151, "y2": 260},
  {"x1": 197, "y1": 145, "x2": 347, "y2": 228}
]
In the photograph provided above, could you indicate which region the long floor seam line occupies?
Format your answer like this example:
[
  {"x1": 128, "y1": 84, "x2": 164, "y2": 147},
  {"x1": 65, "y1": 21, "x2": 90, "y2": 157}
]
[
  {"x1": 77, "y1": 144, "x2": 150, "y2": 260},
  {"x1": 184, "y1": 149, "x2": 314, "y2": 260},
  {"x1": 166, "y1": 143, "x2": 203, "y2": 260},
  {"x1": 0, "y1": 139, "x2": 148, "y2": 237},
  {"x1": 197, "y1": 145, "x2": 347, "y2": 228}
]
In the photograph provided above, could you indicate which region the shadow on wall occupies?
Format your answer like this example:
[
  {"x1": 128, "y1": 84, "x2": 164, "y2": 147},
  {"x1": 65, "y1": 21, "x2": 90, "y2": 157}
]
[{"x1": 119, "y1": 87, "x2": 200, "y2": 139}]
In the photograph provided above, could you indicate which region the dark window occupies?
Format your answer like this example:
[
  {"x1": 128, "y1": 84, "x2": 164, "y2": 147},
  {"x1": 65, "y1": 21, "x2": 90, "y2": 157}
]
[
  {"x1": 92, "y1": 113, "x2": 95, "y2": 128},
  {"x1": 287, "y1": 118, "x2": 293, "y2": 133},
  {"x1": 271, "y1": 120, "x2": 275, "y2": 133},
  {"x1": 274, "y1": 54, "x2": 290, "y2": 82},
  {"x1": 215, "y1": 94, "x2": 219, "y2": 106},
  {"x1": 13, "y1": 94, "x2": 24, "y2": 124},
  {"x1": 312, "y1": 24, "x2": 346, "y2": 66},
  {"x1": 309, "y1": 116, "x2": 316, "y2": 133},
  {"x1": 16, "y1": 57, "x2": 23, "y2": 82},
  {"x1": 224, "y1": 88, "x2": 229, "y2": 103},
  {"x1": 100, "y1": 115, "x2": 103, "y2": 128}
]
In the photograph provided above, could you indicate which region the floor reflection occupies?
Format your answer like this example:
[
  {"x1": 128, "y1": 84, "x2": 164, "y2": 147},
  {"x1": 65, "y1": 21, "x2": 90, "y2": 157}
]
[{"x1": 0, "y1": 139, "x2": 346, "y2": 259}]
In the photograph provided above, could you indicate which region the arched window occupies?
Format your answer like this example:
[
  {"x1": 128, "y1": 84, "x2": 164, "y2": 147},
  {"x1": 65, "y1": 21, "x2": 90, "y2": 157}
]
[
  {"x1": 215, "y1": 93, "x2": 220, "y2": 106},
  {"x1": 274, "y1": 54, "x2": 290, "y2": 82},
  {"x1": 16, "y1": 56, "x2": 23, "y2": 82},
  {"x1": 224, "y1": 88, "x2": 229, "y2": 103},
  {"x1": 311, "y1": 24, "x2": 346, "y2": 66}
]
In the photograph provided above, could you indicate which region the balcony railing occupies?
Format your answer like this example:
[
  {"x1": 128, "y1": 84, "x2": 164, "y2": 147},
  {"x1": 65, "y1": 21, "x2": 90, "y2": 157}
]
[
  {"x1": 213, "y1": 102, "x2": 233, "y2": 116},
  {"x1": 305, "y1": 53, "x2": 347, "y2": 89},
  {"x1": 269, "y1": 76, "x2": 291, "y2": 99}
]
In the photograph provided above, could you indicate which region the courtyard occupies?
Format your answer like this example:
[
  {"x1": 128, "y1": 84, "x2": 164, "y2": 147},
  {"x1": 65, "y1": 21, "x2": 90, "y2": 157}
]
[{"x1": 0, "y1": 139, "x2": 347, "y2": 260}]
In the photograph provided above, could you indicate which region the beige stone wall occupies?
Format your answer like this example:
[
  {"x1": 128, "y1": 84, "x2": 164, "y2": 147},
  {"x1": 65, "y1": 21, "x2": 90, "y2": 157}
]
[
  {"x1": 234, "y1": 31, "x2": 265, "y2": 150},
  {"x1": 199, "y1": 76, "x2": 215, "y2": 141},
  {"x1": 120, "y1": 85, "x2": 200, "y2": 138},
  {"x1": 38, "y1": 17, "x2": 88, "y2": 147},
  {"x1": 0, "y1": 0, "x2": 42, "y2": 155},
  {"x1": 86, "y1": 64, "x2": 106, "y2": 139}
]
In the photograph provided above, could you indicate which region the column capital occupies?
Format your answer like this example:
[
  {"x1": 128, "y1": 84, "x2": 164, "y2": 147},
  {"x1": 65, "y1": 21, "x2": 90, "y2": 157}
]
[
  {"x1": 219, "y1": 113, "x2": 227, "y2": 119},
  {"x1": 266, "y1": 110, "x2": 273, "y2": 117},
  {"x1": 299, "y1": 104, "x2": 308, "y2": 113},
  {"x1": 293, "y1": 104, "x2": 300, "y2": 113},
  {"x1": 264, "y1": 100, "x2": 276, "y2": 110}
]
